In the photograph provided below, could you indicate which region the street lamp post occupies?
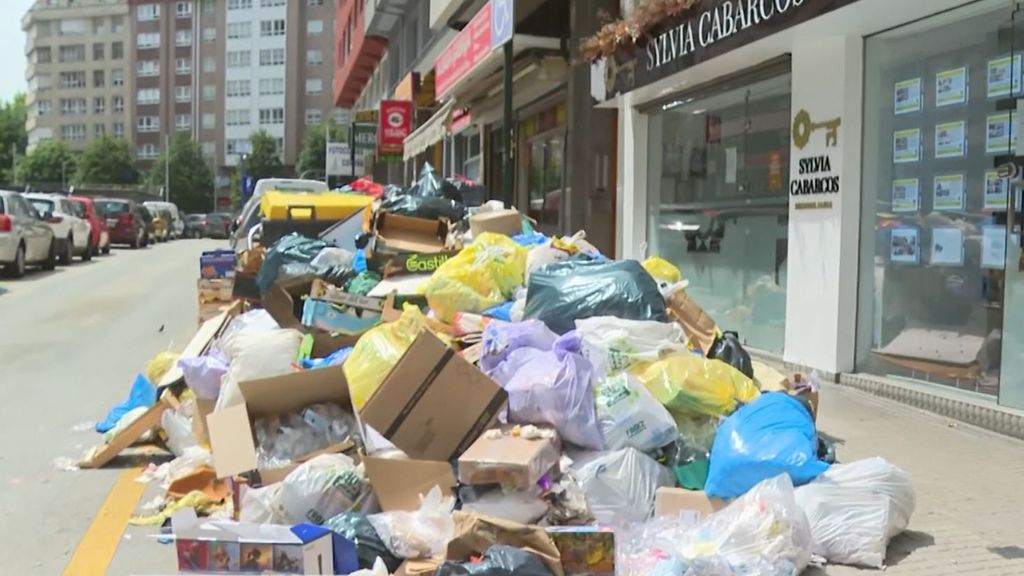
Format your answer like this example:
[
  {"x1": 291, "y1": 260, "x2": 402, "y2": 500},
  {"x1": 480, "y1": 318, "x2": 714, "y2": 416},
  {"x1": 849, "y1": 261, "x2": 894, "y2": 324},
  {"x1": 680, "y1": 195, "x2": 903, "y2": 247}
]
[{"x1": 61, "y1": 159, "x2": 71, "y2": 191}]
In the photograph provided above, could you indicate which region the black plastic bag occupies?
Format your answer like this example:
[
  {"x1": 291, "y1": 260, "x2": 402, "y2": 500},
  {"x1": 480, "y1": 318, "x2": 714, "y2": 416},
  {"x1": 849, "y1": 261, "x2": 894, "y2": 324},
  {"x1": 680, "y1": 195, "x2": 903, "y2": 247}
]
[
  {"x1": 380, "y1": 163, "x2": 468, "y2": 221},
  {"x1": 433, "y1": 545, "x2": 553, "y2": 576},
  {"x1": 256, "y1": 233, "x2": 327, "y2": 294},
  {"x1": 707, "y1": 331, "x2": 754, "y2": 379},
  {"x1": 523, "y1": 259, "x2": 668, "y2": 334},
  {"x1": 323, "y1": 512, "x2": 402, "y2": 573},
  {"x1": 444, "y1": 175, "x2": 486, "y2": 207}
]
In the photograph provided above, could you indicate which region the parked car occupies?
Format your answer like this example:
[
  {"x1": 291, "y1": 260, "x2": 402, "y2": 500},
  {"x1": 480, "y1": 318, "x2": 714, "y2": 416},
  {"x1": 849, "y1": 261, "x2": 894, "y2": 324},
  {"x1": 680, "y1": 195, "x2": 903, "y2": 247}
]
[
  {"x1": 94, "y1": 198, "x2": 148, "y2": 248},
  {"x1": 0, "y1": 190, "x2": 56, "y2": 277},
  {"x1": 69, "y1": 196, "x2": 111, "y2": 256},
  {"x1": 144, "y1": 201, "x2": 184, "y2": 239},
  {"x1": 184, "y1": 213, "x2": 206, "y2": 238},
  {"x1": 205, "y1": 213, "x2": 233, "y2": 239},
  {"x1": 146, "y1": 206, "x2": 170, "y2": 242},
  {"x1": 25, "y1": 193, "x2": 92, "y2": 263}
]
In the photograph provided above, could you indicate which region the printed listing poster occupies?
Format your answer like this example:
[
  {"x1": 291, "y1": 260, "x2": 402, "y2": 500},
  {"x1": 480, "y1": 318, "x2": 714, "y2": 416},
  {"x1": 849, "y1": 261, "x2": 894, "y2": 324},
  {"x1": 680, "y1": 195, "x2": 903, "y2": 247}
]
[
  {"x1": 892, "y1": 178, "x2": 920, "y2": 212},
  {"x1": 982, "y1": 225, "x2": 1008, "y2": 269},
  {"x1": 987, "y1": 55, "x2": 1023, "y2": 98},
  {"x1": 986, "y1": 113, "x2": 1015, "y2": 154},
  {"x1": 931, "y1": 227, "x2": 964, "y2": 266},
  {"x1": 894, "y1": 128, "x2": 921, "y2": 163},
  {"x1": 984, "y1": 171, "x2": 1009, "y2": 210},
  {"x1": 934, "y1": 174, "x2": 965, "y2": 211},
  {"x1": 895, "y1": 78, "x2": 923, "y2": 115},
  {"x1": 935, "y1": 121, "x2": 967, "y2": 158},
  {"x1": 891, "y1": 228, "x2": 920, "y2": 264},
  {"x1": 936, "y1": 66, "x2": 969, "y2": 107}
]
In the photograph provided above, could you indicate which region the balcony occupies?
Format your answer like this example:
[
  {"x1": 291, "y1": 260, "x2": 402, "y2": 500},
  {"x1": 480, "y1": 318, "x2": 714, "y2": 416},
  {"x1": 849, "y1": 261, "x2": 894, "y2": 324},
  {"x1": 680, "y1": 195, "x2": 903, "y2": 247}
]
[
  {"x1": 364, "y1": 0, "x2": 413, "y2": 37},
  {"x1": 336, "y1": 0, "x2": 389, "y2": 108}
]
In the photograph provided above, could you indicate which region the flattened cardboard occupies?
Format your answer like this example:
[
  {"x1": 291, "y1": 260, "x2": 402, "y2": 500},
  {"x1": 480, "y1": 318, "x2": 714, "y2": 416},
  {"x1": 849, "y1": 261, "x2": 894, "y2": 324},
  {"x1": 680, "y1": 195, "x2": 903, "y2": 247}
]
[
  {"x1": 359, "y1": 332, "x2": 508, "y2": 462},
  {"x1": 373, "y1": 212, "x2": 450, "y2": 254},
  {"x1": 79, "y1": 393, "x2": 173, "y2": 468},
  {"x1": 363, "y1": 456, "x2": 456, "y2": 512},
  {"x1": 469, "y1": 209, "x2": 523, "y2": 237},
  {"x1": 192, "y1": 398, "x2": 216, "y2": 447},
  {"x1": 457, "y1": 426, "x2": 560, "y2": 490},
  {"x1": 655, "y1": 487, "x2": 728, "y2": 520},
  {"x1": 667, "y1": 290, "x2": 718, "y2": 353}
]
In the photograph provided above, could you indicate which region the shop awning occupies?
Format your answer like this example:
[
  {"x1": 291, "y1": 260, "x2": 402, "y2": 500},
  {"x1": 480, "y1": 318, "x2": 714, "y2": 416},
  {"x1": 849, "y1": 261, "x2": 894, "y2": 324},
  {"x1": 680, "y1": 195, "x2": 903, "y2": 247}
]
[
  {"x1": 464, "y1": 56, "x2": 568, "y2": 127},
  {"x1": 403, "y1": 100, "x2": 455, "y2": 161},
  {"x1": 438, "y1": 34, "x2": 561, "y2": 103}
]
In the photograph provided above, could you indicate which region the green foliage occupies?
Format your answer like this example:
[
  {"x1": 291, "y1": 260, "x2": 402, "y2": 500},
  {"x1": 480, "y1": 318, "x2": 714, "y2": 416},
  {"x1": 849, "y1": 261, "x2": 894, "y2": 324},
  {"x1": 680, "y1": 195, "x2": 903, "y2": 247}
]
[
  {"x1": 296, "y1": 122, "x2": 349, "y2": 182},
  {"x1": 17, "y1": 139, "x2": 75, "y2": 185},
  {"x1": 243, "y1": 129, "x2": 284, "y2": 181},
  {"x1": 148, "y1": 133, "x2": 214, "y2": 213},
  {"x1": 0, "y1": 93, "x2": 27, "y2": 183},
  {"x1": 73, "y1": 137, "x2": 139, "y2": 186}
]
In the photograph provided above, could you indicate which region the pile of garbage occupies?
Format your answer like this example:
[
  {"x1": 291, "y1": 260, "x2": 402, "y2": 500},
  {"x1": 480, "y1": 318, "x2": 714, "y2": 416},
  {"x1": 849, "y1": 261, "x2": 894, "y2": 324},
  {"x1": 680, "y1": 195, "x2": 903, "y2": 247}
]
[{"x1": 78, "y1": 165, "x2": 916, "y2": 575}]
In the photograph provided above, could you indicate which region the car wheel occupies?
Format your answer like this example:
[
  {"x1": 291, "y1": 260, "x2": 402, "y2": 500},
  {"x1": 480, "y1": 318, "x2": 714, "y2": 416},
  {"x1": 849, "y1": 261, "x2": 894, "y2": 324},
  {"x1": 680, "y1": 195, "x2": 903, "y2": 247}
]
[
  {"x1": 131, "y1": 229, "x2": 141, "y2": 249},
  {"x1": 3, "y1": 243, "x2": 26, "y2": 278},
  {"x1": 82, "y1": 241, "x2": 93, "y2": 262},
  {"x1": 193, "y1": 229, "x2": 202, "y2": 239},
  {"x1": 102, "y1": 244, "x2": 111, "y2": 255},
  {"x1": 60, "y1": 236, "x2": 73, "y2": 265},
  {"x1": 42, "y1": 239, "x2": 57, "y2": 271}
]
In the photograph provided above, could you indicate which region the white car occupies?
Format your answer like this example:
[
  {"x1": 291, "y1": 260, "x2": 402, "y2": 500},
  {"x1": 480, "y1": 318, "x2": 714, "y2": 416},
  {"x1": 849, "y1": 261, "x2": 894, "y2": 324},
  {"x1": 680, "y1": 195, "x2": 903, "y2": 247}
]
[
  {"x1": 25, "y1": 193, "x2": 92, "y2": 264},
  {"x1": 144, "y1": 201, "x2": 184, "y2": 239}
]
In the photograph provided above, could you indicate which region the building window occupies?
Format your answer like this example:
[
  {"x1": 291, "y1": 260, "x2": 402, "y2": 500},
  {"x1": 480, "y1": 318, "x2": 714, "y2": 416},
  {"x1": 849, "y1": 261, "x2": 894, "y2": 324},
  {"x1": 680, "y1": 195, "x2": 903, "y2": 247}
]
[
  {"x1": 92, "y1": 42, "x2": 104, "y2": 61},
  {"x1": 111, "y1": 69, "x2": 124, "y2": 86},
  {"x1": 175, "y1": 86, "x2": 192, "y2": 103},
  {"x1": 137, "y1": 4, "x2": 160, "y2": 22},
  {"x1": 93, "y1": 96, "x2": 105, "y2": 114},
  {"x1": 226, "y1": 138, "x2": 249, "y2": 155},
  {"x1": 137, "y1": 116, "x2": 160, "y2": 133},
  {"x1": 227, "y1": 80, "x2": 251, "y2": 97},
  {"x1": 203, "y1": 85, "x2": 216, "y2": 101},
  {"x1": 305, "y1": 78, "x2": 323, "y2": 95},
  {"x1": 138, "y1": 143, "x2": 159, "y2": 159},
  {"x1": 307, "y1": 0, "x2": 324, "y2": 6},
  {"x1": 260, "y1": 19, "x2": 286, "y2": 37},
  {"x1": 258, "y1": 78, "x2": 284, "y2": 95},
  {"x1": 60, "y1": 98, "x2": 87, "y2": 115},
  {"x1": 228, "y1": 0, "x2": 252, "y2": 9},
  {"x1": 259, "y1": 48, "x2": 285, "y2": 67},
  {"x1": 112, "y1": 95, "x2": 124, "y2": 112},
  {"x1": 59, "y1": 45, "x2": 85, "y2": 63},
  {"x1": 202, "y1": 113, "x2": 215, "y2": 129},
  {"x1": 92, "y1": 16, "x2": 106, "y2": 35},
  {"x1": 112, "y1": 16, "x2": 125, "y2": 33},
  {"x1": 36, "y1": 100, "x2": 51, "y2": 116},
  {"x1": 137, "y1": 88, "x2": 160, "y2": 105},
  {"x1": 307, "y1": 20, "x2": 323, "y2": 36},
  {"x1": 307, "y1": 49, "x2": 323, "y2": 66},
  {"x1": 137, "y1": 60, "x2": 159, "y2": 77},
  {"x1": 203, "y1": 1, "x2": 216, "y2": 15},
  {"x1": 111, "y1": 41, "x2": 123, "y2": 60},
  {"x1": 137, "y1": 33, "x2": 161, "y2": 49},
  {"x1": 227, "y1": 109, "x2": 250, "y2": 126},
  {"x1": 260, "y1": 0, "x2": 286, "y2": 6},
  {"x1": 112, "y1": 122, "x2": 125, "y2": 138},
  {"x1": 61, "y1": 124, "x2": 87, "y2": 141},
  {"x1": 305, "y1": 109, "x2": 322, "y2": 125},
  {"x1": 203, "y1": 56, "x2": 216, "y2": 73},
  {"x1": 59, "y1": 71, "x2": 86, "y2": 89},
  {"x1": 175, "y1": 30, "x2": 193, "y2": 47},
  {"x1": 227, "y1": 22, "x2": 251, "y2": 39},
  {"x1": 94, "y1": 123, "x2": 105, "y2": 137},
  {"x1": 93, "y1": 70, "x2": 105, "y2": 87},
  {"x1": 259, "y1": 108, "x2": 284, "y2": 125},
  {"x1": 333, "y1": 108, "x2": 348, "y2": 124},
  {"x1": 453, "y1": 131, "x2": 481, "y2": 182},
  {"x1": 201, "y1": 141, "x2": 215, "y2": 158},
  {"x1": 36, "y1": 47, "x2": 51, "y2": 63},
  {"x1": 227, "y1": 51, "x2": 251, "y2": 68},
  {"x1": 176, "y1": 114, "x2": 192, "y2": 130},
  {"x1": 176, "y1": 1, "x2": 193, "y2": 18},
  {"x1": 203, "y1": 27, "x2": 216, "y2": 42},
  {"x1": 176, "y1": 58, "x2": 191, "y2": 75}
]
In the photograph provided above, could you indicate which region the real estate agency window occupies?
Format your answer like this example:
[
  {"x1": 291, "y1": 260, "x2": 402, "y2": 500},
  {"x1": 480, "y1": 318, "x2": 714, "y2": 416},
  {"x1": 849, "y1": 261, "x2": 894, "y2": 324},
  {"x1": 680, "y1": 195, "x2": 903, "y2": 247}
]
[{"x1": 522, "y1": 103, "x2": 567, "y2": 236}]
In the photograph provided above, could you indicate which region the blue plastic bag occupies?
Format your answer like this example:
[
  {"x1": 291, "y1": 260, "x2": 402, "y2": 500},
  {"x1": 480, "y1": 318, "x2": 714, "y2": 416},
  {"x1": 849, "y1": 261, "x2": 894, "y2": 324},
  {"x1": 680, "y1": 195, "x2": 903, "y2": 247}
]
[
  {"x1": 704, "y1": 393, "x2": 828, "y2": 499},
  {"x1": 95, "y1": 373, "x2": 157, "y2": 433},
  {"x1": 300, "y1": 346, "x2": 354, "y2": 370}
]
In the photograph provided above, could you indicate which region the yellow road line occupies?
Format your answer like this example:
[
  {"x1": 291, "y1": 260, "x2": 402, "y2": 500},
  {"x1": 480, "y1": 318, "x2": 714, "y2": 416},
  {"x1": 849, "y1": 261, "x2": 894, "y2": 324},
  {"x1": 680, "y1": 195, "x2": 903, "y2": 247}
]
[{"x1": 63, "y1": 468, "x2": 145, "y2": 576}]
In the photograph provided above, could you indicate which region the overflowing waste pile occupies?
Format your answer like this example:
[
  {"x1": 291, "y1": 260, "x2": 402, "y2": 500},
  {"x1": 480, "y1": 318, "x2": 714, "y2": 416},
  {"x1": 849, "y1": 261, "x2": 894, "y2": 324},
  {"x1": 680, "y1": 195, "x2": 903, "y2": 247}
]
[{"x1": 79, "y1": 164, "x2": 916, "y2": 575}]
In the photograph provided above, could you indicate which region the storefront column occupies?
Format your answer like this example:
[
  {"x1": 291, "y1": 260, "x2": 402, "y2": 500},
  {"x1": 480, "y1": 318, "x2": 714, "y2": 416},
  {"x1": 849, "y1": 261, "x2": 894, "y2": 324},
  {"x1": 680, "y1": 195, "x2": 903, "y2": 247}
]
[
  {"x1": 617, "y1": 91, "x2": 648, "y2": 260},
  {"x1": 783, "y1": 36, "x2": 864, "y2": 373}
]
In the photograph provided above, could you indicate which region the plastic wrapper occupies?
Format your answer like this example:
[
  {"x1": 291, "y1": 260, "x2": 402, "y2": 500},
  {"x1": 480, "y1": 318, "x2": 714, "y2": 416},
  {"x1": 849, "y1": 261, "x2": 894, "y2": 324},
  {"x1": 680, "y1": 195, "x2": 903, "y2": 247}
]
[
  {"x1": 480, "y1": 320, "x2": 557, "y2": 375},
  {"x1": 348, "y1": 558, "x2": 392, "y2": 576},
  {"x1": 300, "y1": 346, "x2": 354, "y2": 370},
  {"x1": 632, "y1": 355, "x2": 760, "y2": 418},
  {"x1": 252, "y1": 403, "x2": 359, "y2": 469},
  {"x1": 794, "y1": 457, "x2": 915, "y2": 568},
  {"x1": 423, "y1": 233, "x2": 527, "y2": 323},
  {"x1": 705, "y1": 393, "x2": 829, "y2": 499},
  {"x1": 575, "y1": 316, "x2": 687, "y2": 372},
  {"x1": 255, "y1": 233, "x2": 328, "y2": 294},
  {"x1": 435, "y1": 545, "x2": 554, "y2": 576},
  {"x1": 102, "y1": 406, "x2": 151, "y2": 444},
  {"x1": 275, "y1": 454, "x2": 366, "y2": 525},
  {"x1": 161, "y1": 409, "x2": 197, "y2": 457},
  {"x1": 573, "y1": 448, "x2": 675, "y2": 525},
  {"x1": 324, "y1": 512, "x2": 403, "y2": 573},
  {"x1": 96, "y1": 373, "x2": 156, "y2": 433},
  {"x1": 240, "y1": 483, "x2": 283, "y2": 524},
  {"x1": 594, "y1": 372, "x2": 677, "y2": 452},
  {"x1": 663, "y1": 416, "x2": 718, "y2": 490},
  {"x1": 178, "y1": 350, "x2": 229, "y2": 401},
  {"x1": 524, "y1": 259, "x2": 668, "y2": 334},
  {"x1": 488, "y1": 332, "x2": 604, "y2": 450},
  {"x1": 345, "y1": 306, "x2": 428, "y2": 409},
  {"x1": 707, "y1": 331, "x2": 755, "y2": 379},
  {"x1": 458, "y1": 485, "x2": 549, "y2": 525},
  {"x1": 144, "y1": 352, "x2": 179, "y2": 384},
  {"x1": 367, "y1": 486, "x2": 455, "y2": 559},
  {"x1": 641, "y1": 257, "x2": 681, "y2": 284},
  {"x1": 215, "y1": 329, "x2": 304, "y2": 411}
]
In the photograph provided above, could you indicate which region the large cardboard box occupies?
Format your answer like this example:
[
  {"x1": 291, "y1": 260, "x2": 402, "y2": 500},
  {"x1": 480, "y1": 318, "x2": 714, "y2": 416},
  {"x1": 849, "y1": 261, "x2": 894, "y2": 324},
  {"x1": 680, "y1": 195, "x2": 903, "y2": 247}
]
[
  {"x1": 263, "y1": 279, "x2": 363, "y2": 356},
  {"x1": 373, "y1": 212, "x2": 451, "y2": 254},
  {"x1": 655, "y1": 487, "x2": 728, "y2": 521},
  {"x1": 362, "y1": 455, "x2": 457, "y2": 512},
  {"x1": 198, "y1": 278, "x2": 235, "y2": 324},
  {"x1": 457, "y1": 426, "x2": 560, "y2": 490},
  {"x1": 469, "y1": 209, "x2": 524, "y2": 237},
  {"x1": 359, "y1": 332, "x2": 508, "y2": 462}
]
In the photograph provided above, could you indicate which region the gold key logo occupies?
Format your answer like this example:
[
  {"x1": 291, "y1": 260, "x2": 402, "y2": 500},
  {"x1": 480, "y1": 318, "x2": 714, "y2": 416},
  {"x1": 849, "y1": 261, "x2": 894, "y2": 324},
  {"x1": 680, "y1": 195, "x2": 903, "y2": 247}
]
[{"x1": 792, "y1": 109, "x2": 842, "y2": 150}]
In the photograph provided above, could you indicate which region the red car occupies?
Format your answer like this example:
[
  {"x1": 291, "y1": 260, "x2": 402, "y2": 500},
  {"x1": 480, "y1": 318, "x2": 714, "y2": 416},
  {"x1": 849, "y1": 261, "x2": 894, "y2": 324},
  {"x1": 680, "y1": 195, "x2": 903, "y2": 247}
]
[
  {"x1": 94, "y1": 198, "x2": 149, "y2": 248},
  {"x1": 68, "y1": 196, "x2": 111, "y2": 255}
]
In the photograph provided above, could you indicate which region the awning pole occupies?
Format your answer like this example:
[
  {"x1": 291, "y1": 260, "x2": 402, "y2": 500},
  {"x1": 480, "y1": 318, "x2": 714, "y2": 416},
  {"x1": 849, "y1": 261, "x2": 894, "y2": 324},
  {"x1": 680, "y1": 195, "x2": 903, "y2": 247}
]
[{"x1": 502, "y1": 39, "x2": 513, "y2": 207}]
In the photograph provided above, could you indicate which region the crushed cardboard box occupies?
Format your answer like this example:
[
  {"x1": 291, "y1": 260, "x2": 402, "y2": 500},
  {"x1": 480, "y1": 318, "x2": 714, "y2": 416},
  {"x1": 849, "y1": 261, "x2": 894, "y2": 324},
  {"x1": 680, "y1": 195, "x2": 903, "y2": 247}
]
[
  {"x1": 373, "y1": 213, "x2": 452, "y2": 254},
  {"x1": 654, "y1": 487, "x2": 728, "y2": 521},
  {"x1": 469, "y1": 209, "x2": 525, "y2": 237},
  {"x1": 362, "y1": 455, "x2": 456, "y2": 512},
  {"x1": 263, "y1": 278, "x2": 362, "y2": 356},
  {"x1": 457, "y1": 425, "x2": 560, "y2": 490}
]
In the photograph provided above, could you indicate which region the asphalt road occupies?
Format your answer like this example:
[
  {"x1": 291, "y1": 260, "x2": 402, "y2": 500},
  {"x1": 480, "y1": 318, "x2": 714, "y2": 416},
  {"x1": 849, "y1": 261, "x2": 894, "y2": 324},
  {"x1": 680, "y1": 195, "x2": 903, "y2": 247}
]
[{"x1": 0, "y1": 238, "x2": 225, "y2": 575}]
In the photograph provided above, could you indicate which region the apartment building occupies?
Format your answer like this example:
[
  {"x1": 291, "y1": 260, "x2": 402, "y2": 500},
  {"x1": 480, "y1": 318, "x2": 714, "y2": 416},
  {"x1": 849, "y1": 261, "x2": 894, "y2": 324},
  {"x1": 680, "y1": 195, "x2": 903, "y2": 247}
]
[{"x1": 23, "y1": 0, "x2": 132, "y2": 152}]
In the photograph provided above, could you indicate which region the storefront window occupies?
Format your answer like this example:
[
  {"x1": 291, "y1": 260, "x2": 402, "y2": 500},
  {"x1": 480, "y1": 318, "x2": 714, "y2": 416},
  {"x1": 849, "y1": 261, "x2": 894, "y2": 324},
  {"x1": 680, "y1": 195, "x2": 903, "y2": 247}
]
[
  {"x1": 858, "y1": 2, "x2": 1014, "y2": 395},
  {"x1": 646, "y1": 70, "x2": 791, "y2": 354},
  {"x1": 527, "y1": 134, "x2": 564, "y2": 235},
  {"x1": 453, "y1": 131, "x2": 481, "y2": 182}
]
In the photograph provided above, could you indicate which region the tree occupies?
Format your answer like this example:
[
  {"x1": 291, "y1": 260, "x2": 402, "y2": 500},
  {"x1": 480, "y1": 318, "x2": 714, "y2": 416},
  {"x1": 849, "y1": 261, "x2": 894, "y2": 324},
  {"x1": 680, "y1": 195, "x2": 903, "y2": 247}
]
[
  {"x1": 0, "y1": 93, "x2": 27, "y2": 183},
  {"x1": 243, "y1": 129, "x2": 284, "y2": 181},
  {"x1": 73, "y1": 137, "x2": 139, "y2": 186},
  {"x1": 17, "y1": 139, "x2": 75, "y2": 186},
  {"x1": 148, "y1": 132, "x2": 214, "y2": 213},
  {"x1": 296, "y1": 122, "x2": 348, "y2": 181}
]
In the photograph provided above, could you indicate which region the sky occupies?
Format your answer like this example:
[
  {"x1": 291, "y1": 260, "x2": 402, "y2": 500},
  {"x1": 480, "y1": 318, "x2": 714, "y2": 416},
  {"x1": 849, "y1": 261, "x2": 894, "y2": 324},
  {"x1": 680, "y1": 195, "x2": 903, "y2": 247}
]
[{"x1": 1, "y1": 0, "x2": 37, "y2": 103}]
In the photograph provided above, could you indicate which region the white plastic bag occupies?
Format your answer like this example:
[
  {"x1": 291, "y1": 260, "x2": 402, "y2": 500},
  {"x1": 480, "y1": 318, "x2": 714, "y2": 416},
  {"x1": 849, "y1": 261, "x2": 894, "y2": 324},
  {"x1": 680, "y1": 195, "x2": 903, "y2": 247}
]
[
  {"x1": 161, "y1": 409, "x2": 197, "y2": 457},
  {"x1": 367, "y1": 486, "x2": 455, "y2": 559},
  {"x1": 795, "y1": 457, "x2": 915, "y2": 568},
  {"x1": 348, "y1": 558, "x2": 392, "y2": 576},
  {"x1": 215, "y1": 328, "x2": 303, "y2": 410},
  {"x1": 274, "y1": 454, "x2": 366, "y2": 525},
  {"x1": 240, "y1": 483, "x2": 283, "y2": 524},
  {"x1": 576, "y1": 316, "x2": 688, "y2": 372},
  {"x1": 573, "y1": 448, "x2": 675, "y2": 525},
  {"x1": 213, "y1": 309, "x2": 280, "y2": 351},
  {"x1": 594, "y1": 372, "x2": 677, "y2": 452}
]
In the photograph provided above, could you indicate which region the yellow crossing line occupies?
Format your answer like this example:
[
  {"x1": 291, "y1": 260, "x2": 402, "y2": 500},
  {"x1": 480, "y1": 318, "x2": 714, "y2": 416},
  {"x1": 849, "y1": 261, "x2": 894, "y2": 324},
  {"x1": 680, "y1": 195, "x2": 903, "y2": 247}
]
[{"x1": 63, "y1": 468, "x2": 145, "y2": 576}]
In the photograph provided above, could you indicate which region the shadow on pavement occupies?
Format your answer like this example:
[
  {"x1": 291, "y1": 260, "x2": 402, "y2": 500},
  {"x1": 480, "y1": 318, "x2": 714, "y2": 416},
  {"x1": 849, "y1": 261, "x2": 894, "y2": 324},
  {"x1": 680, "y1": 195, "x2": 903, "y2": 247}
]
[{"x1": 886, "y1": 530, "x2": 936, "y2": 566}]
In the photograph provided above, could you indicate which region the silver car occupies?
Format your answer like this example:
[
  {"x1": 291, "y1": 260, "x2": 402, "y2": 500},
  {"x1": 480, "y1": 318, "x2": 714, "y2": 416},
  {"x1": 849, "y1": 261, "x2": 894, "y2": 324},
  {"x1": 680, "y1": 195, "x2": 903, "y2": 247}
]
[{"x1": 0, "y1": 190, "x2": 57, "y2": 277}]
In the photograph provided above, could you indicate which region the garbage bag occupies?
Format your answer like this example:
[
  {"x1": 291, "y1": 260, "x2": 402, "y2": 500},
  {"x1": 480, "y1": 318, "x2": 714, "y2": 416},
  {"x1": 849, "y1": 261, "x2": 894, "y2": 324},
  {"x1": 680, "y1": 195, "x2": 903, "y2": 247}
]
[
  {"x1": 444, "y1": 174, "x2": 486, "y2": 207},
  {"x1": 705, "y1": 393, "x2": 829, "y2": 499},
  {"x1": 256, "y1": 233, "x2": 328, "y2": 294},
  {"x1": 632, "y1": 355, "x2": 760, "y2": 418},
  {"x1": 488, "y1": 331, "x2": 604, "y2": 450},
  {"x1": 215, "y1": 328, "x2": 304, "y2": 411},
  {"x1": 663, "y1": 416, "x2": 719, "y2": 490},
  {"x1": 253, "y1": 403, "x2": 359, "y2": 469},
  {"x1": 573, "y1": 447, "x2": 675, "y2": 525},
  {"x1": 707, "y1": 331, "x2": 754, "y2": 379},
  {"x1": 213, "y1": 309, "x2": 280, "y2": 350},
  {"x1": 794, "y1": 457, "x2": 915, "y2": 568},
  {"x1": 275, "y1": 454, "x2": 366, "y2": 525},
  {"x1": 145, "y1": 352, "x2": 179, "y2": 384},
  {"x1": 575, "y1": 316, "x2": 687, "y2": 372},
  {"x1": 593, "y1": 372, "x2": 677, "y2": 452},
  {"x1": 96, "y1": 373, "x2": 156, "y2": 433},
  {"x1": 641, "y1": 257, "x2": 682, "y2": 284},
  {"x1": 368, "y1": 486, "x2": 455, "y2": 559},
  {"x1": 378, "y1": 193, "x2": 467, "y2": 223},
  {"x1": 479, "y1": 320, "x2": 557, "y2": 375},
  {"x1": 524, "y1": 259, "x2": 668, "y2": 334},
  {"x1": 345, "y1": 306, "x2": 429, "y2": 409},
  {"x1": 324, "y1": 512, "x2": 403, "y2": 573},
  {"x1": 178, "y1": 350, "x2": 229, "y2": 401},
  {"x1": 240, "y1": 483, "x2": 283, "y2": 524},
  {"x1": 423, "y1": 233, "x2": 527, "y2": 323},
  {"x1": 299, "y1": 346, "x2": 354, "y2": 370},
  {"x1": 161, "y1": 409, "x2": 197, "y2": 457},
  {"x1": 435, "y1": 545, "x2": 554, "y2": 576}
]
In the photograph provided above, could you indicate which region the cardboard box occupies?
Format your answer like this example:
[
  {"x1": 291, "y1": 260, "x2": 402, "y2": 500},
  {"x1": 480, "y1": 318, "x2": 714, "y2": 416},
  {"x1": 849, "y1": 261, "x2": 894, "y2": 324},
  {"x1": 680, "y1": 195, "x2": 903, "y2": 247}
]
[
  {"x1": 666, "y1": 289, "x2": 719, "y2": 353},
  {"x1": 369, "y1": 250, "x2": 459, "y2": 278},
  {"x1": 359, "y1": 332, "x2": 508, "y2": 462},
  {"x1": 373, "y1": 212, "x2": 451, "y2": 254},
  {"x1": 655, "y1": 487, "x2": 728, "y2": 521},
  {"x1": 171, "y1": 508, "x2": 349, "y2": 574},
  {"x1": 363, "y1": 455, "x2": 457, "y2": 512},
  {"x1": 79, "y1": 391, "x2": 176, "y2": 469},
  {"x1": 546, "y1": 526, "x2": 615, "y2": 576},
  {"x1": 205, "y1": 364, "x2": 355, "y2": 478},
  {"x1": 302, "y1": 279, "x2": 401, "y2": 334},
  {"x1": 457, "y1": 426, "x2": 561, "y2": 490},
  {"x1": 469, "y1": 209, "x2": 524, "y2": 237},
  {"x1": 263, "y1": 279, "x2": 362, "y2": 356},
  {"x1": 200, "y1": 250, "x2": 237, "y2": 279},
  {"x1": 198, "y1": 279, "x2": 236, "y2": 324}
]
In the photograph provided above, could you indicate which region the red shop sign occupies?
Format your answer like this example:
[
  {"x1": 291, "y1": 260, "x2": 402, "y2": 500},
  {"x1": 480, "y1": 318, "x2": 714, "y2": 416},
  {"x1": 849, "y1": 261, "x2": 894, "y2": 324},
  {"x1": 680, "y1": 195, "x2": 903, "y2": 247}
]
[
  {"x1": 435, "y1": 1, "x2": 493, "y2": 99},
  {"x1": 378, "y1": 100, "x2": 413, "y2": 156}
]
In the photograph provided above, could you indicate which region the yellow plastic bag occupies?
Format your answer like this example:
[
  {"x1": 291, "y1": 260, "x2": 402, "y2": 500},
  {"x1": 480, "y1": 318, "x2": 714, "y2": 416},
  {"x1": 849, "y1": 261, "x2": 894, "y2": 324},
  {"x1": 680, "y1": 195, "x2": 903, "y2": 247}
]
[
  {"x1": 642, "y1": 257, "x2": 682, "y2": 284},
  {"x1": 345, "y1": 306, "x2": 429, "y2": 409},
  {"x1": 144, "y1": 352, "x2": 180, "y2": 384},
  {"x1": 423, "y1": 232, "x2": 527, "y2": 323},
  {"x1": 632, "y1": 354, "x2": 760, "y2": 418}
]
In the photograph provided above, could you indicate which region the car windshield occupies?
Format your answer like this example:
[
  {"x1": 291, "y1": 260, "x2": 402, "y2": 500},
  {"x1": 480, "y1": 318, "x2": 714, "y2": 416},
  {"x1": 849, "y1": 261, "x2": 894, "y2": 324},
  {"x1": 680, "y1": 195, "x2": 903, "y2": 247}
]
[
  {"x1": 29, "y1": 198, "x2": 54, "y2": 214},
  {"x1": 70, "y1": 202, "x2": 88, "y2": 218},
  {"x1": 95, "y1": 201, "x2": 129, "y2": 215}
]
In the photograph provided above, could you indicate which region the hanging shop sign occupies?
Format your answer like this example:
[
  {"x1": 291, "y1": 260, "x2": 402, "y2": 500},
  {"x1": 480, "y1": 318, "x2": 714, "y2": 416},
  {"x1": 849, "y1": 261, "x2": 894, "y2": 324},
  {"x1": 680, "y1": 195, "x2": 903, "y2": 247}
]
[
  {"x1": 602, "y1": 0, "x2": 862, "y2": 100},
  {"x1": 436, "y1": 2, "x2": 493, "y2": 99},
  {"x1": 352, "y1": 123, "x2": 378, "y2": 152},
  {"x1": 378, "y1": 100, "x2": 413, "y2": 158}
]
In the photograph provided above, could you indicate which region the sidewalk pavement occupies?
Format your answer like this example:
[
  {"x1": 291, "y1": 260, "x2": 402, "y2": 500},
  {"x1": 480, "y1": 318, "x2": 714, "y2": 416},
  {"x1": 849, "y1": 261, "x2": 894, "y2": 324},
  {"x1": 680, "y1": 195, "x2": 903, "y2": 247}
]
[{"x1": 809, "y1": 383, "x2": 1024, "y2": 575}]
